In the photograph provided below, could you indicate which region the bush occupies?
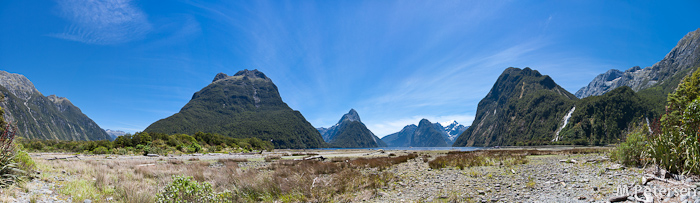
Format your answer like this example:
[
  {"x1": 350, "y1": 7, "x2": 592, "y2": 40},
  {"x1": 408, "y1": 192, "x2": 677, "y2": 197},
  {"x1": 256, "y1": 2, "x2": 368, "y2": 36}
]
[
  {"x1": 0, "y1": 124, "x2": 26, "y2": 188},
  {"x1": 93, "y1": 146, "x2": 109, "y2": 154},
  {"x1": 639, "y1": 68, "x2": 700, "y2": 174},
  {"x1": 611, "y1": 124, "x2": 649, "y2": 167},
  {"x1": 155, "y1": 175, "x2": 231, "y2": 203}
]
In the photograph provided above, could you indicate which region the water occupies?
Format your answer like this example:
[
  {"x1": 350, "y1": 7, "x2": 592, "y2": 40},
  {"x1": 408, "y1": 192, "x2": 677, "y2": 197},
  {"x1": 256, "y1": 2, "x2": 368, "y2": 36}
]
[
  {"x1": 312, "y1": 147, "x2": 482, "y2": 151},
  {"x1": 553, "y1": 106, "x2": 576, "y2": 141}
]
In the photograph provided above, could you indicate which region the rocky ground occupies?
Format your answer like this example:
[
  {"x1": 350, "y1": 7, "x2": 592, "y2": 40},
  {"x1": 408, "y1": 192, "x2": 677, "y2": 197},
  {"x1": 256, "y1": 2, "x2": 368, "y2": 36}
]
[{"x1": 2, "y1": 150, "x2": 700, "y2": 203}]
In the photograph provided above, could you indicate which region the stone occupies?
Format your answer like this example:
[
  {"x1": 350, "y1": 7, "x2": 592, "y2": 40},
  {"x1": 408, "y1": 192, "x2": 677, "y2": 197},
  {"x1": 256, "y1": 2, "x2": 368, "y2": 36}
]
[
  {"x1": 658, "y1": 169, "x2": 672, "y2": 179},
  {"x1": 84, "y1": 200, "x2": 92, "y2": 203},
  {"x1": 667, "y1": 190, "x2": 675, "y2": 198}
]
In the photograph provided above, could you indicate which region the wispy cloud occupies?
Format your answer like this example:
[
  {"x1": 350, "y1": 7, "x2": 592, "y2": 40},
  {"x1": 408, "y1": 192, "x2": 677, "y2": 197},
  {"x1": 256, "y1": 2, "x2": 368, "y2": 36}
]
[{"x1": 51, "y1": 0, "x2": 152, "y2": 45}]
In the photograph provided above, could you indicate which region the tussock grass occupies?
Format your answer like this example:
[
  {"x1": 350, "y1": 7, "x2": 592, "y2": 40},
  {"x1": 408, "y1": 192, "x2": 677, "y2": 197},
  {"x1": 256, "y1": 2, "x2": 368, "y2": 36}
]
[{"x1": 33, "y1": 153, "x2": 418, "y2": 202}]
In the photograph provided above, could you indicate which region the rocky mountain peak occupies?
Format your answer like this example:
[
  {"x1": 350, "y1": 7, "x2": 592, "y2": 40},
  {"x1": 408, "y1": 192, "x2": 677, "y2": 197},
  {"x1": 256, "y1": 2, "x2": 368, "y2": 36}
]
[
  {"x1": 625, "y1": 66, "x2": 641, "y2": 73},
  {"x1": 576, "y1": 28, "x2": 700, "y2": 98},
  {"x1": 0, "y1": 70, "x2": 38, "y2": 101},
  {"x1": 339, "y1": 109, "x2": 361, "y2": 123},
  {"x1": 212, "y1": 72, "x2": 229, "y2": 83},
  {"x1": 233, "y1": 69, "x2": 269, "y2": 80},
  {"x1": 47, "y1": 95, "x2": 71, "y2": 105}
]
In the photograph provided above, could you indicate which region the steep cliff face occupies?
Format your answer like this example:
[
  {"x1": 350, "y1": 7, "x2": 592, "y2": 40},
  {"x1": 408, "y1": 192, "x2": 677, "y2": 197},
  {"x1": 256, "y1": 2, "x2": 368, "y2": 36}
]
[
  {"x1": 0, "y1": 71, "x2": 110, "y2": 140},
  {"x1": 453, "y1": 67, "x2": 576, "y2": 147},
  {"x1": 576, "y1": 29, "x2": 700, "y2": 98},
  {"x1": 145, "y1": 69, "x2": 326, "y2": 149}
]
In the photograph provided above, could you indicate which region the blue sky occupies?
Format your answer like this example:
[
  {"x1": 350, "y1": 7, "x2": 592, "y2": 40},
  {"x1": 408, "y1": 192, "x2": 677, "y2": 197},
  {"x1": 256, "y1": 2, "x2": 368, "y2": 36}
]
[{"x1": 1, "y1": 0, "x2": 699, "y2": 137}]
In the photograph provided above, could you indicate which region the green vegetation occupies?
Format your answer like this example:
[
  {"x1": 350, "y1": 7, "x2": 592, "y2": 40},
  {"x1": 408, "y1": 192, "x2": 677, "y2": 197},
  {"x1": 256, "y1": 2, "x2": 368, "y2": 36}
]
[
  {"x1": 428, "y1": 150, "x2": 528, "y2": 170},
  {"x1": 156, "y1": 175, "x2": 231, "y2": 203},
  {"x1": 455, "y1": 66, "x2": 696, "y2": 147},
  {"x1": 650, "y1": 68, "x2": 700, "y2": 174},
  {"x1": 610, "y1": 124, "x2": 649, "y2": 166},
  {"x1": 20, "y1": 131, "x2": 273, "y2": 155},
  {"x1": 144, "y1": 70, "x2": 325, "y2": 149},
  {"x1": 0, "y1": 95, "x2": 35, "y2": 188},
  {"x1": 560, "y1": 86, "x2": 656, "y2": 145},
  {"x1": 453, "y1": 67, "x2": 577, "y2": 147},
  {"x1": 613, "y1": 67, "x2": 700, "y2": 174}
]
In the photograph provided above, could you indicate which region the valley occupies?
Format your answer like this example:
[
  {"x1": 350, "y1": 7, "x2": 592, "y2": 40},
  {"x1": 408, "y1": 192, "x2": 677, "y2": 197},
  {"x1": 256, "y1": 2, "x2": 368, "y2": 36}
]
[
  {"x1": 0, "y1": 1, "x2": 699, "y2": 202},
  {"x1": 3, "y1": 148, "x2": 697, "y2": 203}
]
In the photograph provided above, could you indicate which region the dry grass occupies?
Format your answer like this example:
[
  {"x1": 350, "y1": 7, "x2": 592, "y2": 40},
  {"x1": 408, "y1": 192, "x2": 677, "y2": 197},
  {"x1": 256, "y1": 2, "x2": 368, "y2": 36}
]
[
  {"x1": 31, "y1": 153, "x2": 418, "y2": 202},
  {"x1": 429, "y1": 148, "x2": 607, "y2": 170}
]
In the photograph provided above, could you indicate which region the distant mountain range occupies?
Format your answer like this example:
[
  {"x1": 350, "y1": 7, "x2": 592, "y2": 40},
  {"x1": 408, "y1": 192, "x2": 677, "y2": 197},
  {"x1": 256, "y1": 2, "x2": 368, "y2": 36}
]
[
  {"x1": 104, "y1": 129, "x2": 127, "y2": 140},
  {"x1": 144, "y1": 69, "x2": 326, "y2": 149},
  {"x1": 575, "y1": 29, "x2": 700, "y2": 98},
  {"x1": 0, "y1": 71, "x2": 110, "y2": 140},
  {"x1": 3, "y1": 28, "x2": 698, "y2": 149},
  {"x1": 381, "y1": 119, "x2": 467, "y2": 147},
  {"x1": 454, "y1": 28, "x2": 700, "y2": 147},
  {"x1": 317, "y1": 109, "x2": 386, "y2": 148}
]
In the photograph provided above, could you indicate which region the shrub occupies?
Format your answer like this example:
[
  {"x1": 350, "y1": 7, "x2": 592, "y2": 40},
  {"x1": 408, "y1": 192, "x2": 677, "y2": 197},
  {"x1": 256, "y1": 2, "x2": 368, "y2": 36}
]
[
  {"x1": 93, "y1": 146, "x2": 109, "y2": 154},
  {"x1": 611, "y1": 124, "x2": 649, "y2": 167},
  {"x1": 0, "y1": 123, "x2": 25, "y2": 188},
  {"x1": 155, "y1": 175, "x2": 231, "y2": 203},
  {"x1": 644, "y1": 69, "x2": 700, "y2": 174}
]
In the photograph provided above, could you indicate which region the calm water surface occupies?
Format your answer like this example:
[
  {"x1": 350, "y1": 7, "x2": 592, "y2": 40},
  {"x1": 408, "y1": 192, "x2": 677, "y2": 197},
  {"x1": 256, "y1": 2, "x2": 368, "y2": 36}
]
[{"x1": 313, "y1": 147, "x2": 482, "y2": 151}]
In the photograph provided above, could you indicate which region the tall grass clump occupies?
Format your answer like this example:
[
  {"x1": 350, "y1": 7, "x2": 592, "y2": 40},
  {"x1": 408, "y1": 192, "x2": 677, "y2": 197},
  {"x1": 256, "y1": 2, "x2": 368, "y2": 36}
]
[
  {"x1": 611, "y1": 124, "x2": 650, "y2": 167},
  {"x1": 0, "y1": 122, "x2": 32, "y2": 188}
]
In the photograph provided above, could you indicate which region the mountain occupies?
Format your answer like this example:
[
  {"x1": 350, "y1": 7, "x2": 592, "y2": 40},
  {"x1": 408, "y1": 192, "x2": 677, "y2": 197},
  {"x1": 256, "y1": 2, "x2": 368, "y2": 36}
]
[
  {"x1": 576, "y1": 28, "x2": 700, "y2": 98},
  {"x1": 380, "y1": 124, "x2": 417, "y2": 147},
  {"x1": 144, "y1": 69, "x2": 325, "y2": 149},
  {"x1": 441, "y1": 121, "x2": 468, "y2": 141},
  {"x1": 412, "y1": 119, "x2": 450, "y2": 147},
  {"x1": 104, "y1": 129, "x2": 127, "y2": 141},
  {"x1": 317, "y1": 109, "x2": 387, "y2": 148},
  {"x1": 381, "y1": 119, "x2": 465, "y2": 147},
  {"x1": 557, "y1": 86, "x2": 656, "y2": 145},
  {"x1": 0, "y1": 71, "x2": 110, "y2": 140},
  {"x1": 453, "y1": 67, "x2": 577, "y2": 147}
]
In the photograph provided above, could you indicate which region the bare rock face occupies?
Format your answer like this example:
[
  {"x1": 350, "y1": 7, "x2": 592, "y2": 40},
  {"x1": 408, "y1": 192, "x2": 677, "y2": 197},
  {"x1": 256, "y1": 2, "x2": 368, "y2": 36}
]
[
  {"x1": 0, "y1": 71, "x2": 38, "y2": 101},
  {"x1": 576, "y1": 29, "x2": 700, "y2": 98},
  {"x1": 0, "y1": 70, "x2": 110, "y2": 140}
]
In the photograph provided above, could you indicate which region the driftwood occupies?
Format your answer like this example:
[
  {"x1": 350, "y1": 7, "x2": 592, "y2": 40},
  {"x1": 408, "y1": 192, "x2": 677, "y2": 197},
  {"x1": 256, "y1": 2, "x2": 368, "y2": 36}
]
[
  {"x1": 644, "y1": 174, "x2": 689, "y2": 186},
  {"x1": 136, "y1": 164, "x2": 156, "y2": 167},
  {"x1": 46, "y1": 155, "x2": 80, "y2": 161},
  {"x1": 609, "y1": 192, "x2": 643, "y2": 202},
  {"x1": 296, "y1": 155, "x2": 326, "y2": 161}
]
